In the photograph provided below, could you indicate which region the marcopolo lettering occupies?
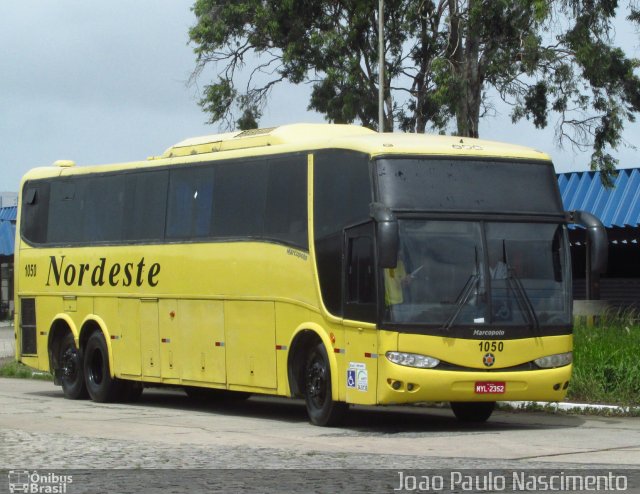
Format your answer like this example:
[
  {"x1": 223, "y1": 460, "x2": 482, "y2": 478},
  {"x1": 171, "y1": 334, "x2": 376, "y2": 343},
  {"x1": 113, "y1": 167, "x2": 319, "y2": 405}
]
[{"x1": 46, "y1": 256, "x2": 161, "y2": 288}]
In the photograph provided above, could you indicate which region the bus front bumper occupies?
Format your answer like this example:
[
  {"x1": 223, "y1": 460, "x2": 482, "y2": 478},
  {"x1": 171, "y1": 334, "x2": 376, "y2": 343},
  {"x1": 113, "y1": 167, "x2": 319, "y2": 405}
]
[{"x1": 377, "y1": 363, "x2": 572, "y2": 404}]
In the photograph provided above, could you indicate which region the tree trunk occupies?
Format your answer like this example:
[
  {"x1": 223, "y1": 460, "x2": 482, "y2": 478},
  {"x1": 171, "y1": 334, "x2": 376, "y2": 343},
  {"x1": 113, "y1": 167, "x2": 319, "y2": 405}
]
[{"x1": 450, "y1": 0, "x2": 482, "y2": 138}]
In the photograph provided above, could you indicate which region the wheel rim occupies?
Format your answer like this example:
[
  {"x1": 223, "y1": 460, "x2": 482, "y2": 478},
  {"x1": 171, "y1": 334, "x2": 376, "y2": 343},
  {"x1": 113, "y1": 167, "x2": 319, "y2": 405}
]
[
  {"x1": 88, "y1": 348, "x2": 104, "y2": 386},
  {"x1": 60, "y1": 346, "x2": 78, "y2": 381},
  {"x1": 306, "y1": 355, "x2": 327, "y2": 409}
]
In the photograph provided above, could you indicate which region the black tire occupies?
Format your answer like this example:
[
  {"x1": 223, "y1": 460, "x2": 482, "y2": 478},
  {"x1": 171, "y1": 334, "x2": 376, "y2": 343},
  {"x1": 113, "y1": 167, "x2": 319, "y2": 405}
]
[
  {"x1": 58, "y1": 332, "x2": 88, "y2": 400},
  {"x1": 83, "y1": 331, "x2": 121, "y2": 403},
  {"x1": 304, "y1": 343, "x2": 347, "y2": 426},
  {"x1": 450, "y1": 401, "x2": 495, "y2": 422}
]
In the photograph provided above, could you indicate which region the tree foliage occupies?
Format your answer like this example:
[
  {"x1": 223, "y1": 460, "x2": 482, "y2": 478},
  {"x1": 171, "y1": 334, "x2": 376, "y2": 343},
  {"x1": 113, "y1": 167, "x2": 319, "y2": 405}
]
[{"x1": 189, "y1": 0, "x2": 640, "y2": 177}]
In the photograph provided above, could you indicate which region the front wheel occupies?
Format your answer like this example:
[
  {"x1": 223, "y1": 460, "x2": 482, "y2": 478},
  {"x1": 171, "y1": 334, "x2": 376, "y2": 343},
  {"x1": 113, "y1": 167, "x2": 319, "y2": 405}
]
[
  {"x1": 450, "y1": 401, "x2": 495, "y2": 422},
  {"x1": 83, "y1": 331, "x2": 121, "y2": 403},
  {"x1": 58, "y1": 332, "x2": 88, "y2": 400},
  {"x1": 304, "y1": 343, "x2": 347, "y2": 426}
]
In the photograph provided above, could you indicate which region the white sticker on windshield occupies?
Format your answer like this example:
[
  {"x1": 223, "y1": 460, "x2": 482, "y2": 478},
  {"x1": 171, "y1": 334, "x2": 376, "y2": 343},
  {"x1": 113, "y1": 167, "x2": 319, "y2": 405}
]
[{"x1": 474, "y1": 317, "x2": 485, "y2": 324}]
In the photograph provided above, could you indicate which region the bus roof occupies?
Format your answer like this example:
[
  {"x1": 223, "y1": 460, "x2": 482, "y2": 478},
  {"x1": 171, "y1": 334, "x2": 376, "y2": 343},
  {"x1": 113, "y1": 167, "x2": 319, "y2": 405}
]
[
  {"x1": 160, "y1": 123, "x2": 550, "y2": 161},
  {"x1": 22, "y1": 124, "x2": 552, "y2": 183}
]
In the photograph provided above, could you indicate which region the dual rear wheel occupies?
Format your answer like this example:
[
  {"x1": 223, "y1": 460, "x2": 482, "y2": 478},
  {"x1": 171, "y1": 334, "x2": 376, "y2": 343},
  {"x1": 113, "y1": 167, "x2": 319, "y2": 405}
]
[
  {"x1": 58, "y1": 332, "x2": 88, "y2": 400},
  {"x1": 58, "y1": 331, "x2": 142, "y2": 403}
]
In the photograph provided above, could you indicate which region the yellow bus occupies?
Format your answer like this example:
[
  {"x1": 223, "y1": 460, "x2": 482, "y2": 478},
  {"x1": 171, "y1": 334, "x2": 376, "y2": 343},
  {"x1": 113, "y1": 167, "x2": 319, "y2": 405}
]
[{"x1": 14, "y1": 124, "x2": 607, "y2": 426}]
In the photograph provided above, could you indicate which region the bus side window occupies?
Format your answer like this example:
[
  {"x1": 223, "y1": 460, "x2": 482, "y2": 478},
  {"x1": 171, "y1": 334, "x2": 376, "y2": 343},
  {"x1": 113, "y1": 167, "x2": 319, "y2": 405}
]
[
  {"x1": 166, "y1": 166, "x2": 215, "y2": 239},
  {"x1": 265, "y1": 156, "x2": 308, "y2": 248},
  {"x1": 21, "y1": 183, "x2": 50, "y2": 244},
  {"x1": 346, "y1": 236, "x2": 374, "y2": 304},
  {"x1": 344, "y1": 232, "x2": 376, "y2": 323}
]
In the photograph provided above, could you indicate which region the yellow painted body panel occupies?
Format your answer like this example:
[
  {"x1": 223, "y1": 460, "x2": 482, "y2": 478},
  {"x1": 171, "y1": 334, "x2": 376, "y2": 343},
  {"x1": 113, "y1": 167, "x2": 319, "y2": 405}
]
[
  {"x1": 140, "y1": 298, "x2": 160, "y2": 378},
  {"x1": 158, "y1": 299, "x2": 180, "y2": 380},
  {"x1": 115, "y1": 298, "x2": 142, "y2": 376},
  {"x1": 14, "y1": 123, "x2": 569, "y2": 409},
  {"x1": 178, "y1": 299, "x2": 225, "y2": 385},
  {"x1": 16, "y1": 241, "x2": 321, "y2": 393},
  {"x1": 225, "y1": 301, "x2": 276, "y2": 389},
  {"x1": 343, "y1": 323, "x2": 379, "y2": 405}
]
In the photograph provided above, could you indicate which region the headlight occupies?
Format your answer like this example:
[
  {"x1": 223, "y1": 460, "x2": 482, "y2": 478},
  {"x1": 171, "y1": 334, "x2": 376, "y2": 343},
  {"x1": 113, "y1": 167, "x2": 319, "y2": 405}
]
[
  {"x1": 534, "y1": 352, "x2": 572, "y2": 368},
  {"x1": 385, "y1": 351, "x2": 440, "y2": 369}
]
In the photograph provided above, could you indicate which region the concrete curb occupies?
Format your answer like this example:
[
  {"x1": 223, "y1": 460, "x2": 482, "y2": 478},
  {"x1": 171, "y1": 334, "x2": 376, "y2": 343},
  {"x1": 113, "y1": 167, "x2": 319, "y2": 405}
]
[{"x1": 501, "y1": 400, "x2": 640, "y2": 415}]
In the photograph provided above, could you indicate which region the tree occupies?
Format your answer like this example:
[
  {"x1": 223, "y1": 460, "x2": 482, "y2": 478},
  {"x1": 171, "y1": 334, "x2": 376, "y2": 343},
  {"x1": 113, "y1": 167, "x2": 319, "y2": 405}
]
[
  {"x1": 189, "y1": 0, "x2": 640, "y2": 179},
  {"x1": 443, "y1": 0, "x2": 640, "y2": 183},
  {"x1": 188, "y1": 0, "x2": 452, "y2": 132}
]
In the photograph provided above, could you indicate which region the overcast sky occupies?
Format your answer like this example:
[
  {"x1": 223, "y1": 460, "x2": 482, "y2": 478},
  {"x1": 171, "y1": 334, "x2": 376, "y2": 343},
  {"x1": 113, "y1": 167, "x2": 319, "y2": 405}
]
[{"x1": 1, "y1": 2, "x2": 639, "y2": 193}]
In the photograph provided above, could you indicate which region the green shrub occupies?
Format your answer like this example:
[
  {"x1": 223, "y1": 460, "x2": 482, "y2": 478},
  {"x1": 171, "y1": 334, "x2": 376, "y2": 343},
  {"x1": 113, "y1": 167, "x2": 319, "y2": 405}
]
[{"x1": 569, "y1": 308, "x2": 640, "y2": 407}]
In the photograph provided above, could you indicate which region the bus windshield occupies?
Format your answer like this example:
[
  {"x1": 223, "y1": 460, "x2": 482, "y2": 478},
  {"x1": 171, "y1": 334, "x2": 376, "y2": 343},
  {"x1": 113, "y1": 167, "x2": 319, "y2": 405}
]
[{"x1": 383, "y1": 220, "x2": 571, "y2": 329}]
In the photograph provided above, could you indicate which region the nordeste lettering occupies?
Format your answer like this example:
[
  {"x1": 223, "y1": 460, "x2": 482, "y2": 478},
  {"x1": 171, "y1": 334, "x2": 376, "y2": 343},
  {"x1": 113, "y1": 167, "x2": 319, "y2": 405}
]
[{"x1": 46, "y1": 255, "x2": 161, "y2": 287}]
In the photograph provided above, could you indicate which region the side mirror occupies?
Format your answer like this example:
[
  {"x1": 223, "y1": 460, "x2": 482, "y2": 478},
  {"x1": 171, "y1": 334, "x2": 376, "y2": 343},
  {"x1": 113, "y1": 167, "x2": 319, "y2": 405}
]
[
  {"x1": 370, "y1": 202, "x2": 399, "y2": 268},
  {"x1": 566, "y1": 210, "x2": 608, "y2": 274}
]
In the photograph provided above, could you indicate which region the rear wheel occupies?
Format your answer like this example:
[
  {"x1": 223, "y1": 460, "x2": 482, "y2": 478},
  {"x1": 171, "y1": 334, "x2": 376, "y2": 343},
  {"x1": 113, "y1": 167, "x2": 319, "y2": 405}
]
[
  {"x1": 450, "y1": 401, "x2": 495, "y2": 422},
  {"x1": 58, "y1": 332, "x2": 88, "y2": 399},
  {"x1": 83, "y1": 331, "x2": 121, "y2": 403},
  {"x1": 304, "y1": 343, "x2": 347, "y2": 426}
]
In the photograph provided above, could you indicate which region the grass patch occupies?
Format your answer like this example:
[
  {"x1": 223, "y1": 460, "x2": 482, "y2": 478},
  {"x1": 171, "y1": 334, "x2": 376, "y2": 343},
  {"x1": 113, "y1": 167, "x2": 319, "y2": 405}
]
[
  {"x1": 568, "y1": 308, "x2": 640, "y2": 407},
  {"x1": 0, "y1": 358, "x2": 52, "y2": 380}
]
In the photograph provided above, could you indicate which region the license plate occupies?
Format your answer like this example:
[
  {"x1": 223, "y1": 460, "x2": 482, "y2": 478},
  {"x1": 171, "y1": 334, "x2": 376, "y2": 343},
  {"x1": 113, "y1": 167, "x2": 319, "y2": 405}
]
[{"x1": 475, "y1": 381, "x2": 506, "y2": 394}]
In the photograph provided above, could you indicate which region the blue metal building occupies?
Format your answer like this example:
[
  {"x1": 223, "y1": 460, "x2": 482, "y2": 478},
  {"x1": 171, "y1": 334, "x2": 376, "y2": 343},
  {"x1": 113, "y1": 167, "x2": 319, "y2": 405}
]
[
  {"x1": 558, "y1": 168, "x2": 640, "y2": 242},
  {"x1": 0, "y1": 207, "x2": 16, "y2": 255},
  {"x1": 558, "y1": 168, "x2": 640, "y2": 307},
  {"x1": 0, "y1": 206, "x2": 16, "y2": 318}
]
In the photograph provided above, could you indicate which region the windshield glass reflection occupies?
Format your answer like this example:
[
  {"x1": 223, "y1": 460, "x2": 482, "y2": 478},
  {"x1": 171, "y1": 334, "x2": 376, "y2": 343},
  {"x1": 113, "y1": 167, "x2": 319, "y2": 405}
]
[{"x1": 383, "y1": 220, "x2": 571, "y2": 328}]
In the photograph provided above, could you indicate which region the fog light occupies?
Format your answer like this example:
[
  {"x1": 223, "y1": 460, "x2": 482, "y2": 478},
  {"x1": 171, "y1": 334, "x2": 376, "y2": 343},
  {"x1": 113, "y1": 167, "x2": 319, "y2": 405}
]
[
  {"x1": 392, "y1": 380, "x2": 402, "y2": 390},
  {"x1": 407, "y1": 383, "x2": 414, "y2": 391}
]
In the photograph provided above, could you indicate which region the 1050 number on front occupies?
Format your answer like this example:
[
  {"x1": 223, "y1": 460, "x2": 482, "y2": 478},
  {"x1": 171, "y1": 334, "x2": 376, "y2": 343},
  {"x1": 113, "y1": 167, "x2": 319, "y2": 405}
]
[{"x1": 478, "y1": 341, "x2": 504, "y2": 352}]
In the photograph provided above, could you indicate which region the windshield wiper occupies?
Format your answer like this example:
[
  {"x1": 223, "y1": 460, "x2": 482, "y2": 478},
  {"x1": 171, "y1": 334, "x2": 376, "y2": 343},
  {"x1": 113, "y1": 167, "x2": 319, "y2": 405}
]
[
  {"x1": 501, "y1": 240, "x2": 539, "y2": 330},
  {"x1": 444, "y1": 246, "x2": 483, "y2": 331},
  {"x1": 443, "y1": 273, "x2": 479, "y2": 331},
  {"x1": 506, "y1": 268, "x2": 539, "y2": 330}
]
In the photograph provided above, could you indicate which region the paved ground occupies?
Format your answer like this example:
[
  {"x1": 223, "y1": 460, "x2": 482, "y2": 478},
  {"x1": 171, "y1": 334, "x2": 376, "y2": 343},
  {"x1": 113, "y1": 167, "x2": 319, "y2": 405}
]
[
  {"x1": 0, "y1": 378, "x2": 639, "y2": 493},
  {"x1": 2, "y1": 320, "x2": 639, "y2": 492}
]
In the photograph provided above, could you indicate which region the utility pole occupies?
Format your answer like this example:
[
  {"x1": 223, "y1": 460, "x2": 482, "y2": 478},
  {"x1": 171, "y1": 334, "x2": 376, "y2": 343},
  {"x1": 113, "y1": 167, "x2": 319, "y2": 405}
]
[{"x1": 378, "y1": 0, "x2": 384, "y2": 133}]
